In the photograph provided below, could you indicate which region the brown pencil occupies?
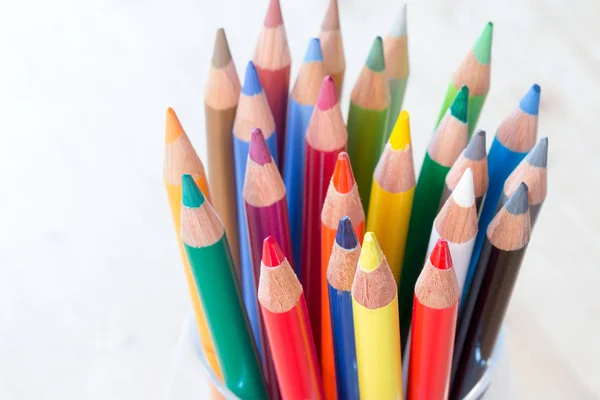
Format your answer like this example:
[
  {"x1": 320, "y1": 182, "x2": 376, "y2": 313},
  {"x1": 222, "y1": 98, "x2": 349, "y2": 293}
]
[
  {"x1": 439, "y1": 129, "x2": 488, "y2": 212},
  {"x1": 319, "y1": 0, "x2": 345, "y2": 96},
  {"x1": 204, "y1": 28, "x2": 241, "y2": 273}
]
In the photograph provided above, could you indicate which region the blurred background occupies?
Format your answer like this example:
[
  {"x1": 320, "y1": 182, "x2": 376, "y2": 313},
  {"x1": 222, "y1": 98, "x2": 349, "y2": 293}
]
[{"x1": 0, "y1": 0, "x2": 598, "y2": 398}]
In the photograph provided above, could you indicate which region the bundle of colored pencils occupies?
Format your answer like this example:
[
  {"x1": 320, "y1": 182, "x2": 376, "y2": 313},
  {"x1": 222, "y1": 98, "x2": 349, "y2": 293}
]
[{"x1": 162, "y1": 1, "x2": 549, "y2": 399}]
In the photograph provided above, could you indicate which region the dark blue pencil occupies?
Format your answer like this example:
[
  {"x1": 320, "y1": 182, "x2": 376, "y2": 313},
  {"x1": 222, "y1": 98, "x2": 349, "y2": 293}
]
[{"x1": 326, "y1": 216, "x2": 360, "y2": 400}]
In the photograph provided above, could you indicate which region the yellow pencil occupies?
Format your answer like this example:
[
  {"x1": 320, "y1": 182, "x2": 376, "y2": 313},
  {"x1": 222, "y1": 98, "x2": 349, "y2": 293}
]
[
  {"x1": 163, "y1": 108, "x2": 223, "y2": 383},
  {"x1": 366, "y1": 111, "x2": 415, "y2": 284},
  {"x1": 352, "y1": 232, "x2": 402, "y2": 399}
]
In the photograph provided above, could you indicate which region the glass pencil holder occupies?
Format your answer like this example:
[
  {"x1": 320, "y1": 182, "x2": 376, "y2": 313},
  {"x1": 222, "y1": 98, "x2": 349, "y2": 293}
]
[{"x1": 165, "y1": 313, "x2": 506, "y2": 400}]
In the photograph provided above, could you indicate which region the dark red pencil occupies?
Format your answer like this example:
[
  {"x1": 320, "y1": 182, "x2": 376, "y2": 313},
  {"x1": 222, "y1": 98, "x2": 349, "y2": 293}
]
[{"x1": 300, "y1": 76, "x2": 348, "y2": 360}]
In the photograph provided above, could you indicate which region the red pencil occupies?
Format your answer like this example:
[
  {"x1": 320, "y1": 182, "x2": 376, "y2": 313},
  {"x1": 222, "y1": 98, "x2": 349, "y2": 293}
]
[
  {"x1": 244, "y1": 128, "x2": 293, "y2": 399},
  {"x1": 258, "y1": 236, "x2": 324, "y2": 400},
  {"x1": 254, "y1": 0, "x2": 292, "y2": 164},
  {"x1": 408, "y1": 239, "x2": 460, "y2": 400},
  {"x1": 320, "y1": 151, "x2": 365, "y2": 399},
  {"x1": 301, "y1": 76, "x2": 348, "y2": 360}
]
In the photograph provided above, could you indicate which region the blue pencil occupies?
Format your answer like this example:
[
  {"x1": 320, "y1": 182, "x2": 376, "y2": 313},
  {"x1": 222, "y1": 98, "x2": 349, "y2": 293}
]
[
  {"x1": 462, "y1": 84, "x2": 540, "y2": 304},
  {"x1": 232, "y1": 61, "x2": 278, "y2": 358},
  {"x1": 326, "y1": 216, "x2": 360, "y2": 400},
  {"x1": 283, "y1": 38, "x2": 325, "y2": 272}
]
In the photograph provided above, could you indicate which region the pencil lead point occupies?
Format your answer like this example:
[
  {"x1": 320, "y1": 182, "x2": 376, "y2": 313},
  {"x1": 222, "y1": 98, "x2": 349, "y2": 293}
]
[
  {"x1": 429, "y1": 238, "x2": 453, "y2": 270},
  {"x1": 165, "y1": 107, "x2": 184, "y2": 144},
  {"x1": 464, "y1": 130, "x2": 487, "y2": 160},
  {"x1": 182, "y1": 174, "x2": 206, "y2": 208},
  {"x1": 304, "y1": 38, "x2": 323, "y2": 63},
  {"x1": 211, "y1": 28, "x2": 232, "y2": 68},
  {"x1": 519, "y1": 84, "x2": 541, "y2": 116},
  {"x1": 316, "y1": 76, "x2": 338, "y2": 111},
  {"x1": 264, "y1": 0, "x2": 283, "y2": 28},
  {"x1": 242, "y1": 61, "x2": 262, "y2": 96},
  {"x1": 452, "y1": 168, "x2": 475, "y2": 207},
  {"x1": 359, "y1": 232, "x2": 384, "y2": 272},
  {"x1": 505, "y1": 183, "x2": 529, "y2": 215},
  {"x1": 388, "y1": 3, "x2": 407, "y2": 37},
  {"x1": 249, "y1": 128, "x2": 272, "y2": 165},
  {"x1": 332, "y1": 152, "x2": 356, "y2": 193},
  {"x1": 366, "y1": 36, "x2": 385, "y2": 72},
  {"x1": 336, "y1": 217, "x2": 358, "y2": 249},
  {"x1": 321, "y1": 0, "x2": 340, "y2": 30},
  {"x1": 389, "y1": 110, "x2": 411, "y2": 150},
  {"x1": 526, "y1": 137, "x2": 548, "y2": 167},
  {"x1": 473, "y1": 22, "x2": 493, "y2": 65},
  {"x1": 262, "y1": 236, "x2": 286, "y2": 267},
  {"x1": 450, "y1": 85, "x2": 469, "y2": 123}
]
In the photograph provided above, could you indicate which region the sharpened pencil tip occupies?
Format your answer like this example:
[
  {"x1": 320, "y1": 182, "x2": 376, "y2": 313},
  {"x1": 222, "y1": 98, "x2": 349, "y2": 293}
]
[
  {"x1": 473, "y1": 22, "x2": 493, "y2": 65},
  {"x1": 359, "y1": 232, "x2": 384, "y2": 272},
  {"x1": 366, "y1": 36, "x2": 385, "y2": 72},
  {"x1": 452, "y1": 168, "x2": 475, "y2": 208},
  {"x1": 450, "y1": 85, "x2": 469, "y2": 123},
  {"x1": 182, "y1": 174, "x2": 206, "y2": 208},
  {"x1": 211, "y1": 28, "x2": 232, "y2": 68},
  {"x1": 316, "y1": 76, "x2": 338, "y2": 111},
  {"x1": 389, "y1": 110, "x2": 411, "y2": 150},
  {"x1": 332, "y1": 152, "x2": 356, "y2": 193},
  {"x1": 165, "y1": 107, "x2": 184, "y2": 144},
  {"x1": 526, "y1": 137, "x2": 548, "y2": 167},
  {"x1": 336, "y1": 217, "x2": 358, "y2": 249},
  {"x1": 429, "y1": 239, "x2": 453, "y2": 270},
  {"x1": 262, "y1": 236, "x2": 286, "y2": 267},
  {"x1": 249, "y1": 128, "x2": 272, "y2": 165},
  {"x1": 304, "y1": 38, "x2": 323, "y2": 63},
  {"x1": 464, "y1": 130, "x2": 487, "y2": 160},
  {"x1": 264, "y1": 0, "x2": 283, "y2": 27},
  {"x1": 242, "y1": 61, "x2": 262, "y2": 96},
  {"x1": 389, "y1": 3, "x2": 407, "y2": 37},
  {"x1": 321, "y1": 0, "x2": 340, "y2": 30},
  {"x1": 519, "y1": 84, "x2": 541, "y2": 116},
  {"x1": 505, "y1": 183, "x2": 529, "y2": 214}
]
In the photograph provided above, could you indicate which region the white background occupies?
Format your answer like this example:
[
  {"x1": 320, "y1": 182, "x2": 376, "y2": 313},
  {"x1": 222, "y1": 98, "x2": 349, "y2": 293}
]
[{"x1": 0, "y1": 0, "x2": 598, "y2": 398}]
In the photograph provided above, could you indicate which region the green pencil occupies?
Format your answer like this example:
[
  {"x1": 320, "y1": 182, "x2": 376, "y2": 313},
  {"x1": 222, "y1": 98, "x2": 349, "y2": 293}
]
[
  {"x1": 347, "y1": 36, "x2": 390, "y2": 214},
  {"x1": 383, "y1": 4, "x2": 409, "y2": 141},
  {"x1": 181, "y1": 174, "x2": 268, "y2": 399},
  {"x1": 398, "y1": 86, "x2": 469, "y2": 349},
  {"x1": 435, "y1": 22, "x2": 492, "y2": 137}
]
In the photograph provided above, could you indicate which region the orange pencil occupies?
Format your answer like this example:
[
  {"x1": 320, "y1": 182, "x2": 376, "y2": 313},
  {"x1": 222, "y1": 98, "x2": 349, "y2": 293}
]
[{"x1": 320, "y1": 152, "x2": 365, "y2": 399}]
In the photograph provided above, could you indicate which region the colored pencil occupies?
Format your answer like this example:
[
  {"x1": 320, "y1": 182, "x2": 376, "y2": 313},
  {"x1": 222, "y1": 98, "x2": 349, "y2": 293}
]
[
  {"x1": 439, "y1": 129, "x2": 488, "y2": 212},
  {"x1": 162, "y1": 108, "x2": 223, "y2": 383},
  {"x1": 408, "y1": 239, "x2": 460, "y2": 400},
  {"x1": 284, "y1": 38, "x2": 326, "y2": 271},
  {"x1": 463, "y1": 84, "x2": 540, "y2": 302},
  {"x1": 326, "y1": 217, "x2": 360, "y2": 400},
  {"x1": 352, "y1": 232, "x2": 403, "y2": 399},
  {"x1": 435, "y1": 22, "x2": 493, "y2": 137},
  {"x1": 347, "y1": 36, "x2": 390, "y2": 211},
  {"x1": 258, "y1": 236, "x2": 324, "y2": 400},
  {"x1": 319, "y1": 0, "x2": 345, "y2": 96},
  {"x1": 501, "y1": 137, "x2": 548, "y2": 226},
  {"x1": 320, "y1": 152, "x2": 365, "y2": 400},
  {"x1": 383, "y1": 4, "x2": 409, "y2": 141},
  {"x1": 398, "y1": 86, "x2": 469, "y2": 349},
  {"x1": 244, "y1": 128, "x2": 294, "y2": 400},
  {"x1": 451, "y1": 183, "x2": 531, "y2": 399},
  {"x1": 301, "y1": 76, "x2": 347, "y2": 355},
  {"x1": 254, "y1": 0, "x2": 291, "y2": 164},
  {"x1": 181, "y1": 175, "x2": 267, "y2": 399},
  {"x1": 367, "y1": 110, "x2": 415, "y2": 284},
  {"x1": 204, "y1": 28, "x2": 242, "y2": 274},
  {"x1": 426, "y1": 168, "x2": 477, "y2": 293},
  {"x1": 233, "y1": 61, "x2": 278, "y2": 357}
]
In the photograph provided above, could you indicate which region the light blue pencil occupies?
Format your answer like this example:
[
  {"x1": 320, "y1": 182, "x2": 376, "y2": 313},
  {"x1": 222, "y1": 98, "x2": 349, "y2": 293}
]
[
  {"x1": 232, "y1": 61, "x2": 278, "y2": 358},
  {"x1": 462, "y1": 84, "x2": 540, "y2": 304},
  {"x1": 283, "y1": 38, "x2": 326, "y2": 272}
]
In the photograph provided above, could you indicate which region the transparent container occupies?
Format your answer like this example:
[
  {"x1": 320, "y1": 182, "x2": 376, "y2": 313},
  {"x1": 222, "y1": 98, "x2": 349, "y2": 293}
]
[{"x1": 165, "y1": 313, "x2": 507, "y2": 400}]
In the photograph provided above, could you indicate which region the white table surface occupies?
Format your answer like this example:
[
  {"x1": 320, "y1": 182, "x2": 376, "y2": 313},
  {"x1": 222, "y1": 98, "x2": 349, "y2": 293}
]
[{"x1": 1, "y1": 0, "x2": 598, "y2": 398}]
